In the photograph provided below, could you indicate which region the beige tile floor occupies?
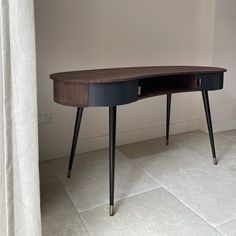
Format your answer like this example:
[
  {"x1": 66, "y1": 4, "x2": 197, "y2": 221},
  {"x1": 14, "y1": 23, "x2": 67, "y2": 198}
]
[{"x1": 40, "y1": 130, "x2": 236, "y2": 236}]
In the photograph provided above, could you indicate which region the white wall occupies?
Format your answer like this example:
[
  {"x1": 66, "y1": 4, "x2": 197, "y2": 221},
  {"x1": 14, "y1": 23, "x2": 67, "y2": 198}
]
[
  {"x1": 35, "y1": 0, "x2": 217, "y2": 161},
  {"x1": 200, "y1": 0, "x2": 236, "y2": 132}
]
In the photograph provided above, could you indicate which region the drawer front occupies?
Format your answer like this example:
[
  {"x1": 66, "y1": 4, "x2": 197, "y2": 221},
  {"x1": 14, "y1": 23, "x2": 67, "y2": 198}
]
[
  {"x1": 197, "y1": 73, "x2": 224, "y2": 91},
  {"x1": 88, "y1": 80, "x2": 138, "y2": 107}
]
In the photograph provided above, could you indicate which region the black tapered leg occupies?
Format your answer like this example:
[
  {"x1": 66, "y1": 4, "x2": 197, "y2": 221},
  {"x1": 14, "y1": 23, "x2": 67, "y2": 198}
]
[
  {"x1": 166, "y1": 93, "x2": 172, "y2": 145},
  {"x1": 202, "y1": 91, "x2": 217, "y2": 165},
  {"x1": 109, "y1": 106, "x2": 116, "y2": 216},
  {"x1": 67, "y1": 107, "x2": 84, "y2": 178}
]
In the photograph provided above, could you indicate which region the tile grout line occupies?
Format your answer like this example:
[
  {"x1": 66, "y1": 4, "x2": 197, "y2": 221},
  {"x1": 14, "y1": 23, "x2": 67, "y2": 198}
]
[
  {"x1": 209, "y1": 132, "x2": 236, "y2": 180},
  {"x1": 134, "y1": 163, "x2": 224, "y2": 231},
  {"x1": 216, "y1": 133, "x2": 236, "y2": 177},
  {"x1": 116, "y1": 148, "x2": 165, "y2": 190},
  {"x1": 207, "y1": 133, "x2": 236, "y2": 179},
  {"x1": 214, "y1": 228, "x2": 228, "y2": 236},
  {"x1": 50, "y1": 164, "x2": 94, "y2": 236},
  {"x1": 130, "y1": 158, "x2": 164, "y2": 187},
  {"x1": 219, "y1": 165, "x2": 236, "y2": 178},
  {"x1": 55, "y1": 149, "x2": 162, "y2": 215},
  {"x1": 65, "y1": 190, "x2": 94, "y2": 236},
  {"x1": 39, "y1": 130, "x2": 232, "y2": 164},
  {"x1": 216, "y1": 229, "x2": 228, "y2": 236},
  {"x1": 40, "y1": 126, "x2": 200, "y2": 162},
  {"x1": 214, "y1": 215, "x2": 236, "y2": 228},
  {"x1": 137, "y1": 135, "x2": 236, "y2": 231},
  {"x1": 79, "y1": 214, "x2": 94, "y2": 236},
  {"x1": 54, "y1": 161, "x2": 162, "y2": 213},
  {"x1": 50, "y1": 154, "x2": 162, "y2": 228},
  {"x1": 118, "y1": 138, "x2": 226, "y2": 230},
  {"x1": 172, "y1": 135, "x2": 236, "y2": 179},
  {"x1": 160, "y1": 186, "x2": 224, "y2": 232},
  {"x1": 215, "y1": 133, "x2": 236, "y2": 142},
  {"x1": 44, "y1": 131, "x2": 236, "y2": 235},
  {"x1": 78, "y1": 186, "x2": 226, "y2": 236},
  {"x1": 40, "y1": 174, "x2": 93, "y2": 235},
  {"x1": 79, "y1": 187, "x2": 166, "y2": 217},
  {"x1": 105, "y1": 148, "x2": 229, "y2": 234},
  {"x1": 77, "y1": 185, "x2": 162, "y2": 214}
]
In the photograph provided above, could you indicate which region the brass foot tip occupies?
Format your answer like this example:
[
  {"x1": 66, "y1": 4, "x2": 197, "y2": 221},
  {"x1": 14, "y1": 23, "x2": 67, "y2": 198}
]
[
  {"x1": 109, "y1": 205, "x2": 114, "y2": 216},
  {"x1": 213, "y1": 158, "x2": 218, "y2": 165},
  {"x1": 67, "y1": 170, "x2": 71, "y2": 178}
]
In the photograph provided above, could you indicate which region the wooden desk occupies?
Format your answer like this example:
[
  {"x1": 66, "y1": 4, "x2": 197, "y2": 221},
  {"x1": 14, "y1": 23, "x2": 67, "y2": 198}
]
[{"x1": 50, "y1": 66, "x2": 227, "y2": 216}]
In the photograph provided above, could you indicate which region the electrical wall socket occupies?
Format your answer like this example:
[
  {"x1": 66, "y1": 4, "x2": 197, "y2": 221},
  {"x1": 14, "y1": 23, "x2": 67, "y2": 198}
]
[{"x1": 38, "y1": 113, "x2": 55, "y2": 125}]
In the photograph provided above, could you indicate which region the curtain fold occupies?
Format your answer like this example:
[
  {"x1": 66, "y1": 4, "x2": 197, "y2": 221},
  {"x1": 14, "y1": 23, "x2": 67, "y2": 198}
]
[{"x1": 0, "y1": 0, "x2": 41, "y2": 235}]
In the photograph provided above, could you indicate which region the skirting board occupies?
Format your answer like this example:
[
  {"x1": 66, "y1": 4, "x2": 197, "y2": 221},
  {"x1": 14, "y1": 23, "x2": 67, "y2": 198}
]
[
  {"x1": 39, "y1": 119, "x2": 200, "y2": 161},
  {"x1": 199, "y1": 118, "x2": 236, "y2": 133}
]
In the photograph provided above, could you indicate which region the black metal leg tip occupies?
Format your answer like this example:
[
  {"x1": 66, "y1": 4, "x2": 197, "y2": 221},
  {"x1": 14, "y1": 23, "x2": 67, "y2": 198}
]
[
  {"x1": 109, "y1": 205, "x2": 114, "y2": 216},
  {"x1": 67, "y1": 170, "x2": 71, "y2": 178},
  {"x1": 166, "y1": 139, "x2": 169, "y2": 145},
  {"x1": 213, "y1": 158, "x2": 218, "y2": 165}
]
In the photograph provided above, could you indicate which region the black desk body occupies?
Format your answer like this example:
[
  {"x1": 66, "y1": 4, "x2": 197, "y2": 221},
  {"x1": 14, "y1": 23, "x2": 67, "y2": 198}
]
[{"x1": 50, "y1": 66, "x2": 227, "y2": 216}]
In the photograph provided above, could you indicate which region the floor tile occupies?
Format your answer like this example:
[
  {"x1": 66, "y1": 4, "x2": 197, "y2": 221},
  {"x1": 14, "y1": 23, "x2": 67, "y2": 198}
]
[
  {"x1": 171, "y1": 131, "x2": 234, "y2": 161},
  {"x1": 218, "y1": 151, "x2": 236, "y2": 175},
  {"x1": 213, "y1": 133, "x2": 236, "y2": 175},
  {"x1": 81, "y1": 188, "x2": 221, "y2": 236},
  {"x1": 118, "y1": 136, "x2": 180, "y2": 160},
  {"x1": 39, "y1": 161, "x2": 58, "y2": 184},
  {"x1": 217, "y1": 218, "x2": 236, "y2": 236},
  {"x1": 51, "y1": 149, "x2": 159, "y2": 212},
  {"x1": 41, "y1": 180, "x2": 89, "y2": 236},
  {"x1": 40, "y1": 130, "x2": 236, "y2": 235},
  {"x1": 133, "y1": 145, "x2": 236, "y2": 226},
  {"x1": 218, "y1": 129, "x2": 236, "y2": 138}
]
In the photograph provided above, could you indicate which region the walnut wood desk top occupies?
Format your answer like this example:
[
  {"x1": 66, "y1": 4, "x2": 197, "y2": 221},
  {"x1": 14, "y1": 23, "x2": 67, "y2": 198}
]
[
  {"x1": 50, "y1": 66, "x2": 226, "y2": 107},
  {"x1": 50, "y1": 66, "x2": 226, "y2": 84}
]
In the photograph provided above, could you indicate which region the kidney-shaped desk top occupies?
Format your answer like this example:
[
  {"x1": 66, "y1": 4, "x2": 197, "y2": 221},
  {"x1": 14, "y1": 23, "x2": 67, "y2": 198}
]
[{"x1": 50, "y1": 66, "x2": 226, "y2": 107}]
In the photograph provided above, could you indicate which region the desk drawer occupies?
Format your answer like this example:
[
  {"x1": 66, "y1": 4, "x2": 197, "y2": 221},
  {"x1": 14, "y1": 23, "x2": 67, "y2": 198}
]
[
  {"x1": 88, "y1": 80, "x2": 138, "y2": 106},
  {"x1": 197, "y1": 73, "x2": 224, "y2": 91}
]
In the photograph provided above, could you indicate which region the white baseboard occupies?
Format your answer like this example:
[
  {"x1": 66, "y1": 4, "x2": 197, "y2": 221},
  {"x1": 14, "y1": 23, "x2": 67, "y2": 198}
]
[
  {"x1": 39, "y1": 119, "x2": 200, "y2": 161},
  {"x1": 199, "y1": 118, "x2": 236, "y2": 133}
]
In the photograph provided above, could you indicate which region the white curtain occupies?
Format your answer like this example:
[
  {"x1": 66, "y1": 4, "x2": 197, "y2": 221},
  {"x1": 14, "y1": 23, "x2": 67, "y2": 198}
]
[{"x1": 0, "y1": 0, "x2": 41, "y2": 235}]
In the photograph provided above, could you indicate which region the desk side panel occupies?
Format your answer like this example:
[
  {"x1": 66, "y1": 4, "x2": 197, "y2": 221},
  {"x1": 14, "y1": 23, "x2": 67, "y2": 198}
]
[{"x1": 53, "y1": 80, "x2": 89, "y2": 107}]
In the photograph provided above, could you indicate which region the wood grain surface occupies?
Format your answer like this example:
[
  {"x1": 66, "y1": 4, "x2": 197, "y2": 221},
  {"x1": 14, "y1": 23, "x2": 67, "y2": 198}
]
[{"x1": 50, "y1": 66, "x2": 226, "y2": 84}]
